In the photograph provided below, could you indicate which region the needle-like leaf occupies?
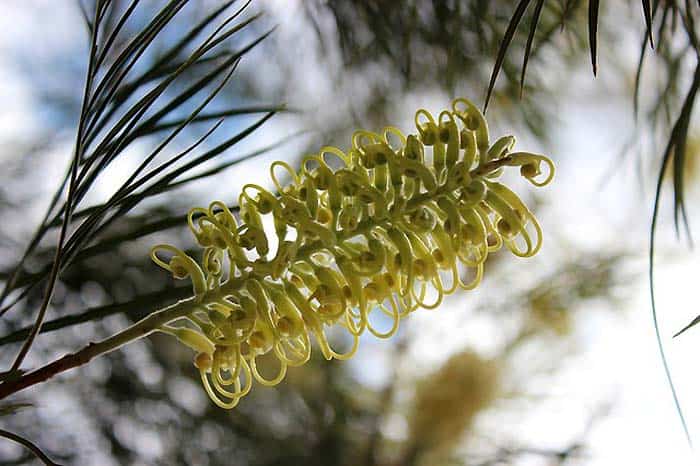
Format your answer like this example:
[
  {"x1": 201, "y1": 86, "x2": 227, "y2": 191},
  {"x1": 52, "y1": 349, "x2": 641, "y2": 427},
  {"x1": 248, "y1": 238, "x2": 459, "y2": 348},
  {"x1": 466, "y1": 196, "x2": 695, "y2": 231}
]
[
  {"x1": 485, "y1": 0, "x2": 532, "y2": 111},
  {"x1": 642, "y1": 0, "x2": 655, "y2": 48},
  {"x1": 649, "y1": 62, "x2": 700, "y2": 448},
  {"x1": 520, "y1": 0, "x2": 545, "y2": 97},
  {"x1": 588, "y1": 0, "x2": 600, "y2": 76}
]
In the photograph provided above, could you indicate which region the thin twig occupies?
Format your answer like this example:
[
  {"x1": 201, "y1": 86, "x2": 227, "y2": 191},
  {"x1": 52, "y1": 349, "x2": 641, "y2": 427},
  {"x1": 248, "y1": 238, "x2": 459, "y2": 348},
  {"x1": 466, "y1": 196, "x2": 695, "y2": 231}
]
[
  {"x1": 0, "y1": 286, "x2": 192, "y2": 347},
  {"x1": 0, "y1": 292, "x2": 199, "y2": 399},
  {"x1": 0, "y1": 429, "x2": 63, "y2": 466}
]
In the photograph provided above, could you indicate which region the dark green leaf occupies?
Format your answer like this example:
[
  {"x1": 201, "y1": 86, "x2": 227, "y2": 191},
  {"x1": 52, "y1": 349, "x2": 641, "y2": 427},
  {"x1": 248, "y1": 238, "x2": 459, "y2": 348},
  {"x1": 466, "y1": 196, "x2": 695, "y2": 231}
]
[
  {"x1": 642, "y1": 0, "x2": 655, "y2": 48},
  {"x1": 588, "y1": 0, "x2": 599, "y2": 75},
  {"x1": 485, "y1": 0, "x2": 532, "y2": 111},
  {"x1": 520, "y1": 0, "x2": 545, "y2": 97},
  {"x1": 649, "y1": 62, "x2": 700, "y2": 448}
]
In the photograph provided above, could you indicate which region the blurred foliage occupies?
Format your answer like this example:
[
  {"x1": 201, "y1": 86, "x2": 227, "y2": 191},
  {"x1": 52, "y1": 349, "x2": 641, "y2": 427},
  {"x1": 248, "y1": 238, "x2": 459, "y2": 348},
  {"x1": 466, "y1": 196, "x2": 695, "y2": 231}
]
[
  {"x1": 299, "y1": 0, "x2": 593, "y2": 140},
  {"x1": 407, "y1": 349, "x2": 501, "y2": 463}
]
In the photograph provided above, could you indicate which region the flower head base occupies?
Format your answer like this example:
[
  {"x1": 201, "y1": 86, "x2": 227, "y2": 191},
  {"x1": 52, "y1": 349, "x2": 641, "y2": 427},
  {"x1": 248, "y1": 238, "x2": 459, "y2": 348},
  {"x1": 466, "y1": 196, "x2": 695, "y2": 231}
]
[{"x1": 150, "y1": 97, "x2": 554, "y2": 408}]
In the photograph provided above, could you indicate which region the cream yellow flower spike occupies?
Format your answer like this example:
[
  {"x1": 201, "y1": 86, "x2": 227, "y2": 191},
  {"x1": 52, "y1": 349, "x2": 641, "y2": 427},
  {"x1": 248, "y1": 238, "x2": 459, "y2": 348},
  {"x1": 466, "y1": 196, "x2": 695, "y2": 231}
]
[{"x1": 150, "y1": 97, "x2": 554, "y2": 408}]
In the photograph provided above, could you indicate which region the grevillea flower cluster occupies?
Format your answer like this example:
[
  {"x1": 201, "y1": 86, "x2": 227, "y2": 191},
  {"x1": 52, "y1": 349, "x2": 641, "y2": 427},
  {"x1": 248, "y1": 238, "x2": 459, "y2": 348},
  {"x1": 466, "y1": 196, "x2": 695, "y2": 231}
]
[{"x1": 150, "y1": 97, "x2": 554, "y2": 408}]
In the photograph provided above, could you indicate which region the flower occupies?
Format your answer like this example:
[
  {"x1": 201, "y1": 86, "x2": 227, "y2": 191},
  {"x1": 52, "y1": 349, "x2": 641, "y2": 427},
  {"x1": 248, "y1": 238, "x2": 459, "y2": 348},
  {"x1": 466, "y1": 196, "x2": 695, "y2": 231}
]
[
  {"x1": 150, "y1": 97, "x2": 555, "y2": 408},
  {"x1": 408, "y1": 349, "x2": 501, "y2": 455}
]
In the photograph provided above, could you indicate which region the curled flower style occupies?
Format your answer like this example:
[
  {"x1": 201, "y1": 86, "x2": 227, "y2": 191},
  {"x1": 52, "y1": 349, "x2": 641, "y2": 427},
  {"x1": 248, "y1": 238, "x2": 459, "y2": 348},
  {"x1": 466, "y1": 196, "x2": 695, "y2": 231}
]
[{"x1": 150, "y1": 97, "x2": 555, "y2": 408}]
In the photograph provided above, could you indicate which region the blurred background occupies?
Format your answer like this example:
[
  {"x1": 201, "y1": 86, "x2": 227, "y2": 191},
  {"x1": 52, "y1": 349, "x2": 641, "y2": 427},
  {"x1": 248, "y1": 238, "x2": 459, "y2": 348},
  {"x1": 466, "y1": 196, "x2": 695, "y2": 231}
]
[{"x1": 0, "y1": 0, "x2": 699, "y2": 465}]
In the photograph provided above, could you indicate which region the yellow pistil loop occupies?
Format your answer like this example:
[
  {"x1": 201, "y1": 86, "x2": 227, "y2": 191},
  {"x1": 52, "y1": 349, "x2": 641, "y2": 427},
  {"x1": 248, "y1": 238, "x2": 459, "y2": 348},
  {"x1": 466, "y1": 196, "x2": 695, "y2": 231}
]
[
  {"x1": 250, "y1": 355, "x2": 287, "y2": 386},
  {"x1": 415, "y1": 109, "x2": 439, "y2": 146},
  {"x1": 356, "y1": 184, "x2": 388, "y2": 218},
  {"x1": 367, "y1": 288, "x2": 402, "y2": 339},
  {"x1": 336, "y1": 168, "x2": 370, "y2": 197},
  {"x1": 382, "y1": 126, "x2": 407, "y2": 151},
  {"x1": 212, "y1": 346, "x2": 242, "y2": 387},
  {"x1": 437, "y1": 196, "x2": 462, "y2": 240},
  {"x1": 458, "y1": 181, "x2": 483, "y2": 209},
  {"x1": 209, "y1": 201, "x2": 238, "y2": 229},
  {"x1": 269, "y1": 240, "x2": 295, "y2": 278},
  {"x1": 346, "y1": 236, "x2": 387, "y2": 276},
  {"x1": 318, "y1": 145, "x2": 351, "y2": 167},
  {"x1": 452, "y1": 98, "x2": 489, "y2": 153},
  {"x1": 485, "y1": 191, "x2": 525, "y2": 239},
  {"x1": 485, "y1": 180, "x2": 543, "y2": 256},
  {"x1": 270, "y1": 160, "x2": 300, "y2": 193},
  {"x1": 195, "y1": 203, "x2": 248, "y2": 271},
  {"x1": 386, "y1": 227, "x2": 414, "y2": 289},
  {"x1": 487, "y1": 135, "x2": 516, "y2": 161},
  {"x1": 282, "y1": 281, "x2": 333, "y2": 359},
  {"x1": 461, "y1": 127, "x2": 477, "y2": 169},
  {"x1": 150, "y1": 245, "x2": 206, "y2": 297},
  {"x1": 458, "y1": 261, "x2": 484, "y2": 290},
  {"x1": 507, "y1": 151, "x2": 556, "y2": 186},
  {"x1": 338, "y1": 204, "x2": 362, "y2": 232},
  {"x1": 301, "y1": 175, "x2": 319, "y2": 217},
  {"x1": 403, "y1": 134, "x2": 425, "y2": 163},
  {"x1": 439, "y1": 110, "x2": 460, "y2": 170},
  {"x1": 405, "y1": 232, "x2": 443, "y2": 309},
  {"x1": 456, "y1": 208, "x2": 488, "y2": 266},
  {"x1": 351, "y1": 129, "x2": 382, "y2": 151},
  {"x1": 202, "y1": 247, "x2": 223, "y2": 286},
  {"x1": 188, "y1": 208, "x2": 225, "y2": 249},
  {"x1": 241, "y1": 184, "x2": 278, "y2": 215},
  {"x1": 407, "y1": 207, "x2": 437, "y2": 233},
  {"x1": 397, "y1": 158, "x2": 438, "y2": 194}
]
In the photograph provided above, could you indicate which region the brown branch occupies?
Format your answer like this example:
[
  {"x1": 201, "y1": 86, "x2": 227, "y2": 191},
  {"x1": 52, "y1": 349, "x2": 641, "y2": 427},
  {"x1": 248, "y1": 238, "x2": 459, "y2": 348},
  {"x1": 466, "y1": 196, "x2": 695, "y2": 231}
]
[{"x1": 0, "y1": 295, "x2": 197, "y2": 400}]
